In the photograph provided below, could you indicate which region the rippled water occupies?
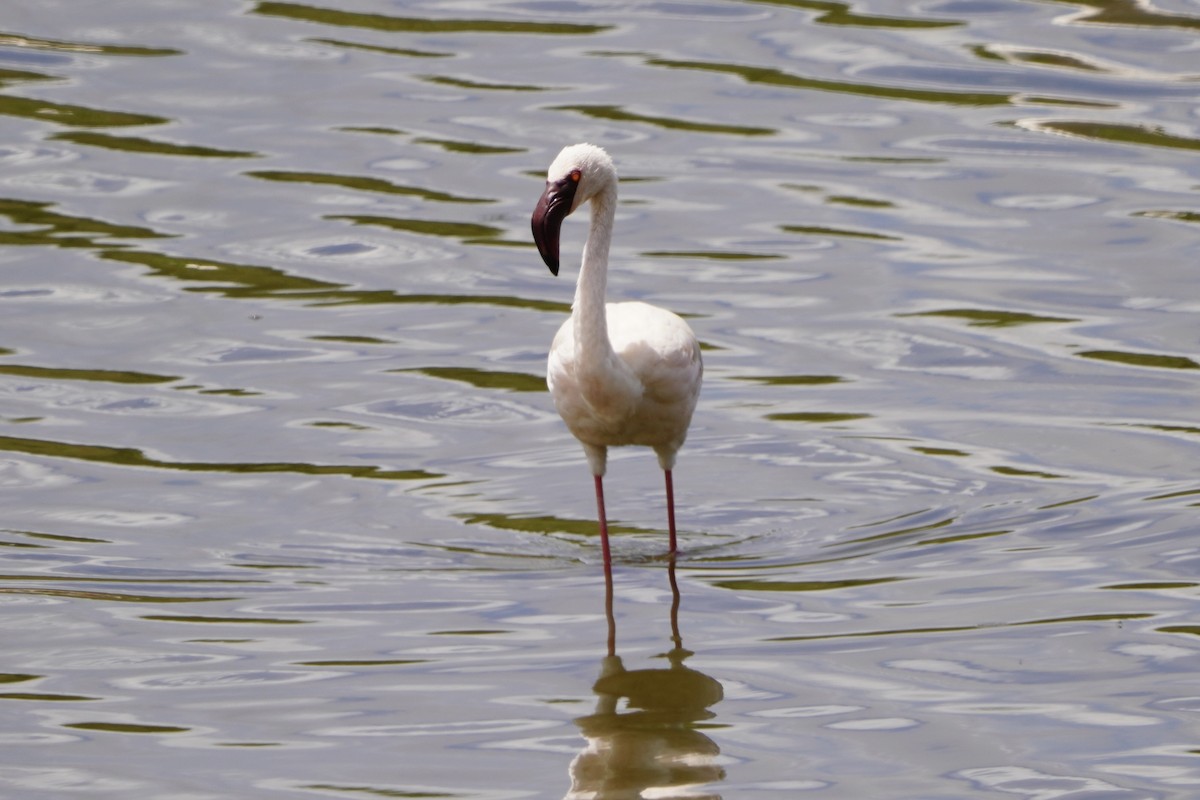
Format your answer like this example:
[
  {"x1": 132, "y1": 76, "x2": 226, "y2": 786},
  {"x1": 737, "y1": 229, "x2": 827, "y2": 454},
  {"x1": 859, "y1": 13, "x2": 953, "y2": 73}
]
[{"x1": 2, "y1": 1, "x2": 1199, "y2": 797}]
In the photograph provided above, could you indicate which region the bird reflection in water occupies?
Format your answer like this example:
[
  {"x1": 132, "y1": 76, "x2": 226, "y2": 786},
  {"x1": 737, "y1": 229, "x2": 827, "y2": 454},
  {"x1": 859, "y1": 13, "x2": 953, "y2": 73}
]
[{"x1": 565, "y1": 557, "x2": 725, "y2": 799}]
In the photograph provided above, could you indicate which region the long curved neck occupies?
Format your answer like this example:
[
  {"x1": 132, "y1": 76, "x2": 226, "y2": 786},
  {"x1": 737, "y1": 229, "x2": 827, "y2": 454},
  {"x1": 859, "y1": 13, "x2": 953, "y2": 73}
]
[{"x1": 573, "y1": 183, "x2": 617, "y2": 361}]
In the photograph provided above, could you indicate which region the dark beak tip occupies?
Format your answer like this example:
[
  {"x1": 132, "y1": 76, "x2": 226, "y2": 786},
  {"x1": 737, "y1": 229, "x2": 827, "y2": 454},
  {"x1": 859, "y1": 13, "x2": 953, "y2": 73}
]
[{"x1": 531, "y1": 174, "x2": 578, "y2": 278}]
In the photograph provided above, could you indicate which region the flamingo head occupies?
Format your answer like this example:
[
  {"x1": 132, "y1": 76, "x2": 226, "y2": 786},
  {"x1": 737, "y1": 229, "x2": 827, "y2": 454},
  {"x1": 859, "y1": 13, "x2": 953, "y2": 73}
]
[{"x1": 531, "y1": 143, "x2": 615, "y2": 276}]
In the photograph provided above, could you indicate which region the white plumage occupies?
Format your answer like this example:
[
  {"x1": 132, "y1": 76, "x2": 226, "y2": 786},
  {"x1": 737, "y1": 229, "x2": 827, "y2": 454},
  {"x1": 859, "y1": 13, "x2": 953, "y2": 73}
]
[{"x1": 531, "y1": 143, "x2": 702, "y2": 564}]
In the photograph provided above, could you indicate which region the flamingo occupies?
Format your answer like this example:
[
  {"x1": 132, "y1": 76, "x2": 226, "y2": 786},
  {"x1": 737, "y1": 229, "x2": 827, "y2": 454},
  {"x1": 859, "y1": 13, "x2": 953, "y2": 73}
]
[{"x1": 531, "y1": 143, "x2": 702, "y2": 566}]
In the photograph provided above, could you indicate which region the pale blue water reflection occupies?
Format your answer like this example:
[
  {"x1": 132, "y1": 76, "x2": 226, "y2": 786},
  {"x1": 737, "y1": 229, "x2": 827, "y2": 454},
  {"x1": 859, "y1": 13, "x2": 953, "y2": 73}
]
[{"x1": 1, "y1": 1, "x2": 1199, "y2": 798}]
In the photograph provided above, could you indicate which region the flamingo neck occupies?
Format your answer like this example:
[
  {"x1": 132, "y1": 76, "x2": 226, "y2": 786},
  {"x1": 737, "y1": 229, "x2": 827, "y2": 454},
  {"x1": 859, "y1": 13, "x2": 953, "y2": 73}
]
[{"x1": 573, "y1": 186, "x2": 616, "y2": 361}]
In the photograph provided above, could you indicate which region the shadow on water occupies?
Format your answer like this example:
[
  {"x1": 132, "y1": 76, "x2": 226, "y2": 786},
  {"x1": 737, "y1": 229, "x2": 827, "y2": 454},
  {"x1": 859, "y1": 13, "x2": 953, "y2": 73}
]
[{"x1": 566, "y1": 557, "x2": 726, "y2": 799}]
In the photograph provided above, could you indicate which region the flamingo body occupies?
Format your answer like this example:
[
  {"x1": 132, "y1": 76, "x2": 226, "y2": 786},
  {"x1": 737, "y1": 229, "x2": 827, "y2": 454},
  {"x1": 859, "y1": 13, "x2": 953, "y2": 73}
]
[
  {"x1": 548, "y1": 300, "x2": 700, "y2": 473},
  {"x1": 531, "y1": 143, "x2": 702, "y2": 560}
]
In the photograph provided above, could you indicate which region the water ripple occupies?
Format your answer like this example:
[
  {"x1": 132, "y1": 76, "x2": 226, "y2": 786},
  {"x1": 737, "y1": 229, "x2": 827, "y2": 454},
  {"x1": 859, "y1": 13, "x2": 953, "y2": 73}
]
[{"x1": 2, "y1": 2, "x2": 1198, "y2": 798}]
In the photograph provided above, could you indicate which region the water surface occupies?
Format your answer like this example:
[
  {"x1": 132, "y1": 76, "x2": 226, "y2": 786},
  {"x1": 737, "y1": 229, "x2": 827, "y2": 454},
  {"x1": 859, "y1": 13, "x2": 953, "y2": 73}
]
[{"x1": 2, "y1": 1, "x2": 1199, "y2": 798}]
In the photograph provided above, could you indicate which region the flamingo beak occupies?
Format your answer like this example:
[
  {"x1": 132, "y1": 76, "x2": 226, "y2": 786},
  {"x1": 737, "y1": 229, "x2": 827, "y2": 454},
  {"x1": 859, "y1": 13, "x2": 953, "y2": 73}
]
[{"x1": 531, "y1": 174, "x2": 579, "y2": 277}]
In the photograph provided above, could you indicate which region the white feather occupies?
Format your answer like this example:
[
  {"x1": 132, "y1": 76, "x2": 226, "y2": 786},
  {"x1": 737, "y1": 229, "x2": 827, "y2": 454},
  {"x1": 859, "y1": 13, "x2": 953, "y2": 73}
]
[{"x1": 537, "y1": 143, "x2": 702, "y2": 552}]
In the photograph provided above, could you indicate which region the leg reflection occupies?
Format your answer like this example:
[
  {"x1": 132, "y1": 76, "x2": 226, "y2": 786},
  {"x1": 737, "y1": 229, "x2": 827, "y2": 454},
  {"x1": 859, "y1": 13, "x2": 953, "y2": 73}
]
[{"x1": 565, "y1": 556, "x2": 725, "y2": 799}]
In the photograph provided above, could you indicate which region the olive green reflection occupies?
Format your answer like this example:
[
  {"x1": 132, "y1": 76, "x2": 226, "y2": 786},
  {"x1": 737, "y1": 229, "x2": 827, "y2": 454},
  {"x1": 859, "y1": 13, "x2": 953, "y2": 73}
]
[
  {"x1": 1040, "y1": 0, "x2": 1200, "y2": 30},
  {"x1": 51, "y1": 132, "x2": 259, "y2": 159},
  {"x1": 0, "y1": 365, "x2": 178, "y2": 384},
  {"x1": 0, "y1": 67, "x2": 55, "y2": 86},
  {"x1": 141, "y1": 613, "x2": 308, "y2": 624},
  {"x1": 246, "y1": 169, "x2": 492, "y2": 203},
  {"x1": 766, "y1": 411, "x2": 871, "y2": 423},
  {"x1": 991, "y1": 466, "x2": 1065, "y2": 480},
  {"x1": 1133, "y1": 210, "x2": 1200, "y2": 224},
  {"x1": 0, "y1": 692, "x2": 98, "y2": 702},
  {"x1": 0, "y1": 674, "x2": 39, "y2": 685},
  {"x1": 308, "y1": 37, "x2": 450, "y2": 58},
  {"x1": 326, "y1": 213, "x2": 508, "y2": 244},
  {"x1": 0, "y1": 434, "x2": 440, "y2": 481},
  {"x1": 105, "y1": 248, "x2": 567, "y2": 310},
  {"x1": 0, "y1": 31, "x2": 180, "y2": 56},
  {"x1": 411, "y1": 137, "x2": 525, "y2": 155},
  {"x1": 65, "y1": 722, "x2": 189, "y2": 734},
  {"x1": 735, "y1": 374, "x2": 844, "y2": 386},
  {"x1": 457, "y1": 511, "x2": 650, "y2": 538},
  {"x1": 0, "y1": 198, "x2": 169, "y2": 246},
  {"x1": 629, "y1": 54, "x2": 1015, "y2": 106},
  {"x1": 1159, "y1": 625, "x2": 1200, "y2": 636},
  {"x1": 1103, "y1": 581, "x2": 1197, "y2": 590},
  {"x1": 739, "y1": 0, "x2": 959, "y2": 28},
  {"x1": 396, "y1": 366, "x2": 546, "y2": 393},
  {"x1": 642, "y1": 250, "x2": 784, "y2": 261},
  {"x1": 781, "y1": 224, "x2": 900, "y2": 241},
  {"x1": 252, "y1": 1, "x2": 611, "y2": 34},
  {"x1": 826, "y1": 194, "x2": 895, "y2": 208},
  {"x1": 0, "y1": 94, "x2": 168, "y2": 127},
  {"x1": 971, "y1": 44, "x2": 1105, "y2": 72},
  {"x1": 420, "y1": 75, "x2": 550, "y2": 92},
  {"x1": 1037, "y1": 121, "x2": 1200, "y2": 151},
  {"x1": 1121, "y1": 422, "x2": 1200, "y2": 436},
  {"x1": 0, "y1": 587, "x2": 234, "y2": 604},
  {"x1": 899, "y1": 309, "x2": 1078, "y2": 327},
  {"x1": 770, "y1": 612, "x2": 1155, "y2": 642},
  {"x1": 0, "y1": 196, "x2": 563, "y2": 311},
  {"x1": 553, "y1": 104, "x2": 775, "y2": 136},
  {"x1": 1078, "y1": 350, "x2": 1199, "y2": 370},
  {"x1": 712, "y1": 576, "x2": 904, "y2": 591}
]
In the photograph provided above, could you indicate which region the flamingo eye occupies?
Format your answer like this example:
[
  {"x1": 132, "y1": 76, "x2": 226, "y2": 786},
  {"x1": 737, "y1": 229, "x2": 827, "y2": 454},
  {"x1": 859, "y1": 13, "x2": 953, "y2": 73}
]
[{"x1": 570, "y1": 170, "x2": 581, "y2": 182}]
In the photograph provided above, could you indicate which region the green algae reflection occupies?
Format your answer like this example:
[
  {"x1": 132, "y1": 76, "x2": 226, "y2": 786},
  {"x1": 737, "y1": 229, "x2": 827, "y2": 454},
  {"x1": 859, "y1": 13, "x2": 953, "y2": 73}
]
[
  {"x1": 327, "y1": 214, "x2": 511, "y2": 245},
  {"x1": 105, "y1": 248, "x2": 567, "y2": 311},
  {"x1": 1078, "y1": 350, "x2": 1200, "y2": 370},
  {"x1": 767, "y1": 612, "x2": 1156, "y2": 643},
  {"x1": 0, "y1": 198, "x2": 169, "y2": 246},
  {"x1": 898, "y1": 309, "x2": 1078, "y2": 327},
  {"x1": 0, "y1": 435, "x2": 441, "y2": 481},
  {"x1": 0, "y1": 365, "x2": 179, "y2": 385},
  {"x1": 0, "y1": 31, "x2": 180, "y2": 56},
  {"x1": 739, "y1": 0, "x2": 959, "y2": 28},
  {"x1": 711, "y1": 576, "x2": 905, "y2": 592},
  {"x1": 782, "y1": 224, "x2": 900, "y2": 241},
  {"x1": 734, "y1": 374, "x2": 844, "y2": 386},
  {"x1": 0, "y1": 49, "x2": 172, "y2": 128},
  {"x1": 971, "y1": 44, "x2": 1105, "y2": 73},
  {"x1": 0, "y1": 197, "x2": 566, "y2": 313},
  {"x1": 1040, "y1": 0, "x2": 1200, "y2": 30},
  {"x1": 396, "y1": 366, "x2": 546, "y2": 393},
  {"x1": 0, "y1": 94, "x2": 167, "y2": 128},
  {"x1": 458, "y1": 512, "x2": 651, "y2": 538},
  {"x1": 603, "y1": 53, "x2": 1015, "y2": 107},
  {"x1": 65, "y1": 722, "x2": 190, "y2": 734},
  {"x1": 766, "y1": 411, "x2": 871, "y2": 424},
  {"x1": 420, "y1": 75, "x2": 551, "y2": 92},
  {"x1": 308, "y1": 37, "x2": 451, "y2": 58},
  {"x1": 1031, "y1": 120, "x2": 1200, "y2": 152},
  {"x1": 252, "y1": 1, "x2": 612, "y2": 34},
  {"x1": 552, "y1": 104, "x2": 775, "y2": 137},
  {"x1": 51, "y1": 131, "x2": 259, "y2": 159},
  {"x1": 246, "y1": 169, "x2": 493, "y2": 203}
]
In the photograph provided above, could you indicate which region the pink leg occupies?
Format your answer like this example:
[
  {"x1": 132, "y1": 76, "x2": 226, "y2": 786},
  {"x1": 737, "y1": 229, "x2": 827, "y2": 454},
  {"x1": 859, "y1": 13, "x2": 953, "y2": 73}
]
[
  {"x1": 594, "y1": 473, "x2": 612, "y2": 569},
  {"x1": 664, "y1": 469, "x2": 677, "y2": 555}
]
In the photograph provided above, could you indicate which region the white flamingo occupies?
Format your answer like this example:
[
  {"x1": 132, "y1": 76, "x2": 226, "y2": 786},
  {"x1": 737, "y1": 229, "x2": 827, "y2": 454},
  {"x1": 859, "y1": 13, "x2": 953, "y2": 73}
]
[{"x1": 531, "y1": 143, "x2": 702, "y2": 565}]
